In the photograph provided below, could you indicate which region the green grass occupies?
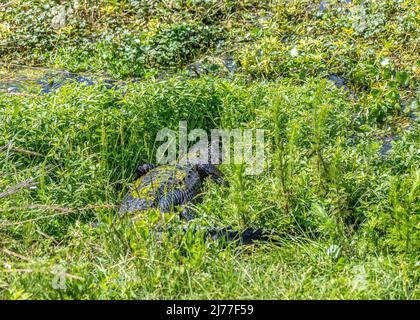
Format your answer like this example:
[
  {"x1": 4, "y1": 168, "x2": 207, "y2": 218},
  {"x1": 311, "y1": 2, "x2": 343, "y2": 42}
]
[{"x1": 0, "y1": 0, "x2": 419, "y2": 299}]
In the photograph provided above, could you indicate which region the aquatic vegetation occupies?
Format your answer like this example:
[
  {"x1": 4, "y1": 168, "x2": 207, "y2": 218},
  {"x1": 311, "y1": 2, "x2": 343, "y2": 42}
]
[{"x1": 0, "y1": 0, "x2": 418, "y2": 299}]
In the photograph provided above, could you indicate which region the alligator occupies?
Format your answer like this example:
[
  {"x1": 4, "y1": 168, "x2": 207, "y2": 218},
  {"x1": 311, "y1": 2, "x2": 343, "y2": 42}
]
[{"x1": 119, "y1": 142, "x2": 268, "y2": 245}]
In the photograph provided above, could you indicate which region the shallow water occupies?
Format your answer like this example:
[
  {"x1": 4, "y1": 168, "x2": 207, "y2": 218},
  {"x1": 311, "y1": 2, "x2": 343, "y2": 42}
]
[{"x1": 0, "y1": 65, "x2": 119, "y2": 94}]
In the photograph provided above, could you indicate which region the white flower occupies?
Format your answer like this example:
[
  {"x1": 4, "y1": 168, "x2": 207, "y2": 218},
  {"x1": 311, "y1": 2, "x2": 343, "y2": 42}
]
[
  {"x1": 381, "y1": 58, "x2": 391, "y2": 66},
  {"x1": 3, "y1": 262, "x2": 11, "y2": 269},
  {"x1": 290, "y1": 47, "x2": 299, "y2": 57}
]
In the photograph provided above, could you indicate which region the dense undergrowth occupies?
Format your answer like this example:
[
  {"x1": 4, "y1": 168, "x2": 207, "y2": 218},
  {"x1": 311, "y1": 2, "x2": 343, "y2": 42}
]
[{"x1": 0, "y1": 0, "x2": 418, "y2": 299}]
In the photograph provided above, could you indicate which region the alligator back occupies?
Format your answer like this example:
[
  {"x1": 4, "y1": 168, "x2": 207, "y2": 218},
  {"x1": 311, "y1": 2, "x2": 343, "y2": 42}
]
[{"x1": 119, "y1": 164, "x2": 203, "y2": 215}]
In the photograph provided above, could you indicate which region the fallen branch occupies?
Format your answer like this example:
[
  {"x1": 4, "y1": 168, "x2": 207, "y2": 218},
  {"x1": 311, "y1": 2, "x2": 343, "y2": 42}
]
[
  {"x1": 0, "y1": 143, "x2": 44, "y2": 157},
  {"x1": 0, "y1": 165, "x2": 59, "y2": 199},
  {"x1": 1, "y1": 248, "x2": 33, "y2": 263},
  {"x1": 0, "y1": 178, "x2": 39, "y2": 199}
]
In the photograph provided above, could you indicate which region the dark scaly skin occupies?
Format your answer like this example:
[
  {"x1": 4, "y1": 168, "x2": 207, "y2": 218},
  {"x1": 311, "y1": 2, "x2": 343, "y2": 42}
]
[
  {"x1": 119, "y1": 163, "x2": 223, "y2": 220},
  {"x1": 119, "y1": 145, "x2": 266, "y2": 245}
]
